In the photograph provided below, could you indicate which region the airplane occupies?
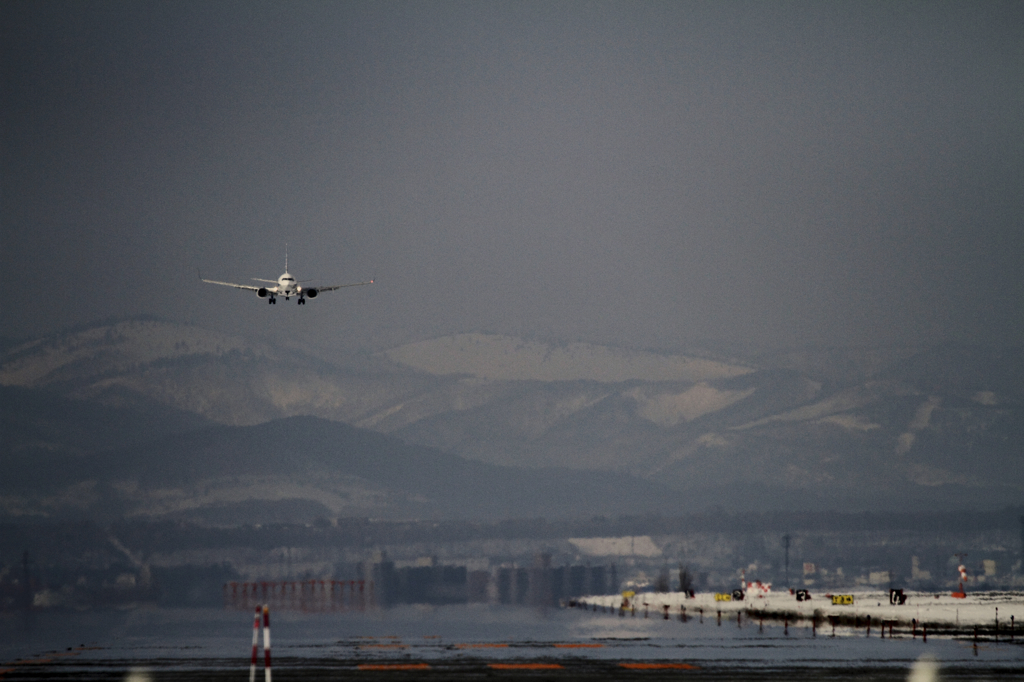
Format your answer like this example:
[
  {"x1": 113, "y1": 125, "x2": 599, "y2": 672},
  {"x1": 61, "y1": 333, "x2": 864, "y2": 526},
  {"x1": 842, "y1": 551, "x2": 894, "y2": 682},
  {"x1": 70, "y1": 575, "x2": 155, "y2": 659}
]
[{"x1": 199, "y1": 253, "x2": 373, "y2": 304}]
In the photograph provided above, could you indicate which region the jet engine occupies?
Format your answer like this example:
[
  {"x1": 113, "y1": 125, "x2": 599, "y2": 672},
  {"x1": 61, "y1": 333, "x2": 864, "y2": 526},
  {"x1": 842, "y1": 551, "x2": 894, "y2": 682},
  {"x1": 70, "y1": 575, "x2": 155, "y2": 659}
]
[
  {"x1": 304, "y1": 288, "x2": 318, "y2": 298},
  {"x1": 257, "y1": 287, "x2": 269, "y2": 298}
]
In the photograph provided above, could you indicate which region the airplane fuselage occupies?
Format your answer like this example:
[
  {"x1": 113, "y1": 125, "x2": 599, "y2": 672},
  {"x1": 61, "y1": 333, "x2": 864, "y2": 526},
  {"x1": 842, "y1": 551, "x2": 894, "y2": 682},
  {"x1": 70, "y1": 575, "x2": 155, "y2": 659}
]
[
  {"x1": 255, "y1": 272, "x2": 310, "y2": 303},
  {"x1": 276, "y1": 272, "x2": 298, "y2": 297}
]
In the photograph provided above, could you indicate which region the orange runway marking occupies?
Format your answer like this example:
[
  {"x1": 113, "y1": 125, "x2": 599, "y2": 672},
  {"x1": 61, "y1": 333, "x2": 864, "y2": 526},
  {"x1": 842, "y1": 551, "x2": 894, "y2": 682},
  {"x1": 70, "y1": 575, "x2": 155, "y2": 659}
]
[
  {"x1": 456, "y1": 643, "x2": 509, "y2": 648},
  {"x1": 553, "y1": 643, "x2": 604, "y2": 648},
  {"x1": 620, "y1": 662, "x2": 700, "y2": 670},
  {"x1": 490, "y1": 663, "x2": 564, "y2": 670},
  {"x1": 357, "y1": 663, "x2": 431, "y2": 671},
  {"x1": 0, "y1": 652, "x2": 79, "y2": 679}
]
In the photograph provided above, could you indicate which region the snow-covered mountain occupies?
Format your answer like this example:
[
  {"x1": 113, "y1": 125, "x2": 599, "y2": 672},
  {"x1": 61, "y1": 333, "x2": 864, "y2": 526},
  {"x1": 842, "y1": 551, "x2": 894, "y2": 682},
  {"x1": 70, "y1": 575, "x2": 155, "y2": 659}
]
[
  {"x1": 384, "y1": 333, "x2": 753, "y2": 382},
  {"x1": 3, "y1": 318, "x2": 1021, "y2": 513},
  {"x1": 0, "y1": 319, "x2": 408, "y2": 425}
]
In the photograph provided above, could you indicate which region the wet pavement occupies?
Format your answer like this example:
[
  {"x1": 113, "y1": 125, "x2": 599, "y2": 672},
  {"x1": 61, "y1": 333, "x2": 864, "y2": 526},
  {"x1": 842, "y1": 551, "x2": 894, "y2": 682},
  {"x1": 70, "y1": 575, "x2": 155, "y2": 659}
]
[{"x1": 2, "y1": 604, "x2": 1021, "y2": 680}]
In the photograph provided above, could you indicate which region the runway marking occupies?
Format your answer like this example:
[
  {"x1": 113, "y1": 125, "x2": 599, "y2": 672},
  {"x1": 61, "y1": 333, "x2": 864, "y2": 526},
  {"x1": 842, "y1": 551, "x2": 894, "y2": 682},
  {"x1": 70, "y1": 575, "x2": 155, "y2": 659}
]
[
  {"x1": 490, "y1": 663, "x2": 564, "y2": 670},
  {"x1": 619, "y1": 662, "x2": 700, "y2": 670},
  {"x1": 357, "y1": 663, "x2": 431, "y2": 671},
  {"x1": 0, "y1": 649, "x2": 86, "y2": 679},
  {"x1": 359, "y1": 644, "x2": 407, "y2": 649}
]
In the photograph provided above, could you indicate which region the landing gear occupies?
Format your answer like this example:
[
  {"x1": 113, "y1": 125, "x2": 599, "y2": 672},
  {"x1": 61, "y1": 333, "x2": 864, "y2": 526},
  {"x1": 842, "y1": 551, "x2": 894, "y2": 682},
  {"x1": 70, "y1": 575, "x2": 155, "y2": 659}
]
[
  {"x1": 298, "y1": 297, "x2": 305, "y2": 305},
  {"x1": 268, "y1": 297, "x2": 276, "y2": 305}
]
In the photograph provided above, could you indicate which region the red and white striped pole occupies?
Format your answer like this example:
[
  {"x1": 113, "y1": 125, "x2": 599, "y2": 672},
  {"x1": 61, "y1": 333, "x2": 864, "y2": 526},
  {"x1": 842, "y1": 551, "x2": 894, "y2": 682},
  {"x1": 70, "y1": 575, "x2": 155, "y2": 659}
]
[
  {"x1": 250, "y1": 605, "x2": 260, "y2": 682},
  {"x1": 263, "y1": 604, "x2": 272, "y2": 682}
]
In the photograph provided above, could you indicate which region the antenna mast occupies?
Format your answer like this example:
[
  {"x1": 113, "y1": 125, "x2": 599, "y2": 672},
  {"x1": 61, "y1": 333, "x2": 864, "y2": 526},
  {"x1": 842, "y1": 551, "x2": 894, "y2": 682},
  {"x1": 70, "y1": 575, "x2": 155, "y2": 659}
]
[{"x1": 783, "y1": 533, "x2": 791, "y2": 589}]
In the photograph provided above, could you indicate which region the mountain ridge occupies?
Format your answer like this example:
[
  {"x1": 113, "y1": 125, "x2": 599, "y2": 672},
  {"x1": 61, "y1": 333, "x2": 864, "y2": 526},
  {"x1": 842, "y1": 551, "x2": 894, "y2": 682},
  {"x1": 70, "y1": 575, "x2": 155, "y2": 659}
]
[
  {"x1": 2, "y1": 318, "x2": 1020, "y2": 514},
  {"x1": 1, "y1": 412, "x2": 694, "y2": 523}
]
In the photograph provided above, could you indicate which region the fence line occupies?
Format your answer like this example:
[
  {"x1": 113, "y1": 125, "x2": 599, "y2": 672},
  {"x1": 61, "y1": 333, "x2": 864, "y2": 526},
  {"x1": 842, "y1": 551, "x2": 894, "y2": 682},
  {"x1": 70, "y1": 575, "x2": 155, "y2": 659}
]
[{"x1": 225, "y1": 580, "x2": 373, "y2": 612}]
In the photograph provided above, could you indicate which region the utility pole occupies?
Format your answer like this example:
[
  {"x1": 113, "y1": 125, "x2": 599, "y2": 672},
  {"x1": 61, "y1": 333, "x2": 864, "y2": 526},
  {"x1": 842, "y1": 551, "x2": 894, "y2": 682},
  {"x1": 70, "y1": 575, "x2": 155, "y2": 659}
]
[
  {"x1": 1019, "y1": 515, "x2": 1024, "y2": 572},
  {"x1": 783, "y1": 534, "x2": 791, "y2": 589},
  {"x1": 22, "y1": 551, "x2": 32, "y2": 610},
  {"x1": 21, "y1": 550, "x2": 35, "y2": 632}
]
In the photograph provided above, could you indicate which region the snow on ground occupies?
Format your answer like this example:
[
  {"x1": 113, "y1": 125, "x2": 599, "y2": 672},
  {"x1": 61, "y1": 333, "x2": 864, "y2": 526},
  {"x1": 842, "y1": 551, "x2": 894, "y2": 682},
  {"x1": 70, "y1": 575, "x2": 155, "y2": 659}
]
[
  {"x1": 568, "y1": 536, "x2": 662, "y2": 557},
  {"x1": 572, "y1": 589, "x2": 1024, "y2": 633},
  {"x1": 385, "y1": 334, "x2": 753, "y2": 382}
]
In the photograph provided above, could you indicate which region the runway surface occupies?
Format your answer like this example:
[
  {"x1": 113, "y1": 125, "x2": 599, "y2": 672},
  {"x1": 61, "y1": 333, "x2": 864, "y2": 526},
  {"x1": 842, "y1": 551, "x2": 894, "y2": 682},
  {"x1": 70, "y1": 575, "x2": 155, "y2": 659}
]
[{"x1": 2, "y1": 604, "x2": 1021, "y2": 680}]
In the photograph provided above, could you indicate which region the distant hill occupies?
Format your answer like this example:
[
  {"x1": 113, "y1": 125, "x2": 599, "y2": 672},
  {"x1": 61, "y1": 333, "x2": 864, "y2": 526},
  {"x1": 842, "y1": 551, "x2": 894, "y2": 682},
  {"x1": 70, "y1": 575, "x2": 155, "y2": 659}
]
[
  {"x1": 2, "y1": 318, "x2": 1021, "y2": 514},
  {"x1": 1, "y1": 385, "x2": 212, "y2": 458},
  {"x1": 0, "y1": 414, "x2": 691, "y2": 524}
]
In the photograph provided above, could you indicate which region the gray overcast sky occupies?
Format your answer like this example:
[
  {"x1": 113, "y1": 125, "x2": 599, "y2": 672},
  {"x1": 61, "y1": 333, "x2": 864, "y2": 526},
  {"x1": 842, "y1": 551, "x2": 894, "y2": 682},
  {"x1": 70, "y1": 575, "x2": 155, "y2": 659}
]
[{"x1": 3, "y1": 1, "x2": 1023, "y2": 356}]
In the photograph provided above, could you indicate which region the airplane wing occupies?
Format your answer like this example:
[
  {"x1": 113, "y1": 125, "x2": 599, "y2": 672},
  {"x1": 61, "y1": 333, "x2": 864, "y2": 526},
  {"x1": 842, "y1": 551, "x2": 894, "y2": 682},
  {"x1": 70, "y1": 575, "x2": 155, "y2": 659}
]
[
  {"x1": 315, "y1": 279, "x2": 374, "y2": 292},
  {"x1": 199, "y1": 270, "x2": 263, "y2": 292}
]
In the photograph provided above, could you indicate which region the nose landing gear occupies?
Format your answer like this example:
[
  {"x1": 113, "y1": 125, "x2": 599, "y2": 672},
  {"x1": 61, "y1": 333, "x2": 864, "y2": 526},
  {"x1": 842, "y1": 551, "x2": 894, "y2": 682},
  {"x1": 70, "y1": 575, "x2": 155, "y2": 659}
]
[{"x1": 268, "y1": 297, "x2": 276, "y2": 304}]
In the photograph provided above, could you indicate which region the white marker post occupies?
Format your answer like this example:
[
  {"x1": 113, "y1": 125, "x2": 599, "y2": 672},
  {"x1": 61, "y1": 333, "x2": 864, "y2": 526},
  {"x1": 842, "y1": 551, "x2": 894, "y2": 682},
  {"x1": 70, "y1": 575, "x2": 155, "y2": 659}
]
[
  {"x1": 250, "y1": 605, "x2": 260, "y2": 682},
  {"x1": 263, "y1": 604, "x2": 272, "y2": 682}
]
